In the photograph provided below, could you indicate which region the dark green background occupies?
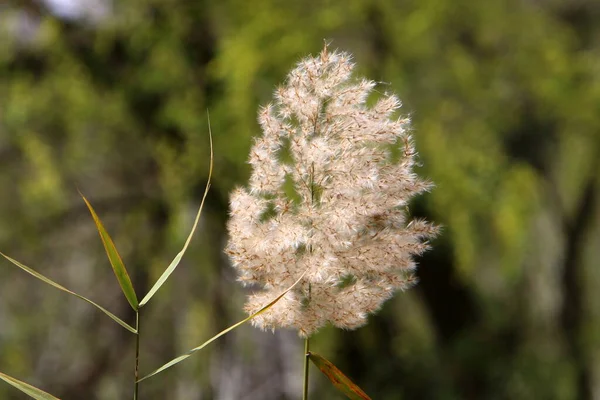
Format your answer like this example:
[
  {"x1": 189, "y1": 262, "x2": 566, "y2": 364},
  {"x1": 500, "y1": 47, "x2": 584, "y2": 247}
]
[{"x1": 1, "y1": 0, "x2": 599, "y2": 399}]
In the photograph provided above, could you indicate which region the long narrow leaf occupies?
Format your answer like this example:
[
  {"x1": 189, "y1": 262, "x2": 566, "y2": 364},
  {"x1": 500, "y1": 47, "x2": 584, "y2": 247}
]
[
  {"x1": 308, "y1": 352, "x2": 372, "y2": 400},
  {"x1": 0, "y1": 371, "x2": 60, "y2": 400},
  {"x1": 139, "y1": 119, "x2": 214, "y2": 308},
  {"x1": 138, "y1": 269, "x2": 307, "y2": 382},
  {"x1": 0, "y1": 252, "x2": 137, "y2": 334},
  {"x1": 80, "y1": 194, "x2": 138, "y2": 310}
]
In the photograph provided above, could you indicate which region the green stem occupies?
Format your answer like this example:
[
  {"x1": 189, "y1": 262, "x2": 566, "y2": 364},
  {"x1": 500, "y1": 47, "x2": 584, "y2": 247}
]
[
  {"x1": 133, "y1": 310, "x2": 140, "y2": 400},
  {"x1": 304, "y1": 167, "x2": 314, "y2": 400},
  {"x1": 303, "y1": 337, "x2": 310, "y2": 400}
]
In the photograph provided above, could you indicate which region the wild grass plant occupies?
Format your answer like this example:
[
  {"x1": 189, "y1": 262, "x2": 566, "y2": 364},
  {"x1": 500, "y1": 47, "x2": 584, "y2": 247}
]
[{"x1": 0, "y1": 44, "x2": 436, "y2": 400}]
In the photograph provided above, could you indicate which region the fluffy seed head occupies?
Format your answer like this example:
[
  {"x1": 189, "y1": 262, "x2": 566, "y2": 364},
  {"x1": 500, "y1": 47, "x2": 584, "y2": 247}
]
[{"x1": 225, "y1": 45, "x2": 438, "y2": 337}]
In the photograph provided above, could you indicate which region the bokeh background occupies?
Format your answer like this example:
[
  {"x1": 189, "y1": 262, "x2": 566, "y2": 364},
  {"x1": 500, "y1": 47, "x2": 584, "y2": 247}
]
[{"x1": 1, "y1": 0, "x2": 599, "y2": 399}]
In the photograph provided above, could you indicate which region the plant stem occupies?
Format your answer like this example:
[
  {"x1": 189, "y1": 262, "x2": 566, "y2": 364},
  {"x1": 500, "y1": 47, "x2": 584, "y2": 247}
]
[
  {"x1": 302, "y1": 337, "x2": 310, "y2": 400},
  {"x1": 133, "y1": 310, "x2": 140, "y2": 400}
]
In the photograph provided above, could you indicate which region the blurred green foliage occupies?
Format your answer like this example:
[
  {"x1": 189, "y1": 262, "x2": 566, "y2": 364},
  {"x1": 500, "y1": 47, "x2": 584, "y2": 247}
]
[{"x1": 0, "y1": 0, "x2": 599, "y2": 399}]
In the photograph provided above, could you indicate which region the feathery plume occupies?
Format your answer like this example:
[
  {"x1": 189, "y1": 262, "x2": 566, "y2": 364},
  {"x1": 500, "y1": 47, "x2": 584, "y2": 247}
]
[{"x1": 226, "y1": 45, "x2": 438, "y2": 337}]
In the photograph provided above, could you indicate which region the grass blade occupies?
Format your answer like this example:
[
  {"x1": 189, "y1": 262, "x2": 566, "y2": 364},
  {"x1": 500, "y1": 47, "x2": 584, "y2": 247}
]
[
  {"x1": 308, "y1": 352, "x2": 372, "y2": 400},
  {"x1": 139, "y1": 119, "x2": 213, "y2": 308},
  {"x1": 138, "y1": 269, "x2": 306, "y2": 382},
  {"x1": 0, "y1": 252, "x2": 137, "y2": 334},
  {"x1": 0, "y1": 371, "x2": 60, "y2": 400},
  {"x1": 80, "y1": 194, "x2": 138, "y2": 310}
]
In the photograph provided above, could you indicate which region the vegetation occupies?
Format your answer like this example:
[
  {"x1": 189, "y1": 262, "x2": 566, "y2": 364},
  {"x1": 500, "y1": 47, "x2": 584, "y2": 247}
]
[{"x1": 0, "y1": 0, "x2": 599, "y2": 398}]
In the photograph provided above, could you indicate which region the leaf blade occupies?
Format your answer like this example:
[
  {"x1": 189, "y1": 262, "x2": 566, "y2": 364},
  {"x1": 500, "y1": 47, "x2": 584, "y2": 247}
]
[
  {"x1": 80, "y1": 194, "x2": 138, "y2": 310},
  {"x1": 0, "y1": 252, "x2": 137, "y2": 334},
  {"x1": 308, "y1": 352, "x2": 372, "y2": 400},
  {"x1": 0, "y1": 371, "x2": 61, "y2": 400},
  {"x1": 138, "y1": 269, "x2": 306, "y2": 382},
  {"x1": 139, "y1": 120, "x2": 213, "y2": 307}
]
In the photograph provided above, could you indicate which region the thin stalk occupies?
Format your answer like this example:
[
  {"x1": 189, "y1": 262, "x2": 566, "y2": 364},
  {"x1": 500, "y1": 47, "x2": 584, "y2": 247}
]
[
  {"x1": 303, "y1": 159, "x2": 315, "y2": 400},
  {"x1": 302, "y1": 337, "x2": 310, "y2": 400},
  {"x1": 133, "y1": 310, "x2": 140, "y2": 400}
]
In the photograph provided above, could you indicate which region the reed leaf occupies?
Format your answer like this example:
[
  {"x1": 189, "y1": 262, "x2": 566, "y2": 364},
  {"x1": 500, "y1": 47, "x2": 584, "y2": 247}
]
[
  {"x1": 81, "y1": 194, "x2": 138, "y2": 310},
  {"x1": 140, "y1": 123, "x2": 213, "y2": 307},
  {"x1": 308, "y1": 352, "x2": 372, "y2": 400},
  {"x1": 138, "y1": 269, "x2": 306, "y2": 382},
  {"x1": 0, "y1": 252, "x2": 136, "y2": 334},
  {"x1": 0, "y1": 371, "x2": 60, "y2": 400}
]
